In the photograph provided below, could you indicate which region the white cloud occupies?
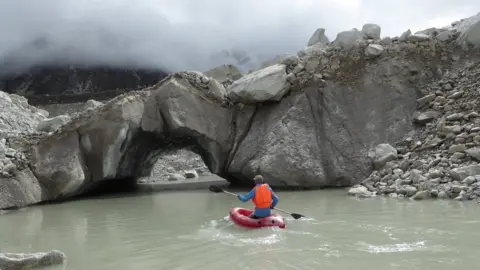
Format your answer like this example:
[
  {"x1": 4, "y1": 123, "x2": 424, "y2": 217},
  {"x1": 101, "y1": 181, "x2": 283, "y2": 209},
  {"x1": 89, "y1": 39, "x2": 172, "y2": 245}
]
[{"x1": 0, "y1": 0, "x2": 479, "y2": 74}]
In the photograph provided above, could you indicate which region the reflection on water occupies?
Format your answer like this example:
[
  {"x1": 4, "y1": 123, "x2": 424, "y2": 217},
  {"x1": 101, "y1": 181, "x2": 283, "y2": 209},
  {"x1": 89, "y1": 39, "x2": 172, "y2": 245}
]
[{"x1": 1, "y1": 188, "x2": 480, "y2": 269}]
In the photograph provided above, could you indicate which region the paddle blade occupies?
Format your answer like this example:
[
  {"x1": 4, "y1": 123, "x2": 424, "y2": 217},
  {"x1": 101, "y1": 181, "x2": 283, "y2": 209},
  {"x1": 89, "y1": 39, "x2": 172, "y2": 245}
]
[
  {"x1": 291, "y1": 213, "x2": 305, "y2": 220},
  {"x1": 209, "y1": 185, "x2": 224, "y2": 193}
]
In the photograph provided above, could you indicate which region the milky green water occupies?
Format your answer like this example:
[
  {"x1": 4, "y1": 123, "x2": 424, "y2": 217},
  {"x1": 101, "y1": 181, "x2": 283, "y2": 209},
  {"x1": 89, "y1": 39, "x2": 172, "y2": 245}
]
[{"x1": 1, "y1": 187, "x2": 480, "y2": 270}]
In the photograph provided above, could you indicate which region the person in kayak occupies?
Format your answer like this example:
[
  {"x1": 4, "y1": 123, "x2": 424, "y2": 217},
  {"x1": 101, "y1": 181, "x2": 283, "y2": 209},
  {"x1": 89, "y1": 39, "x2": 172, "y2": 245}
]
[{"x1": 237, "y1": 175, "x2": 279, "y2": 219}]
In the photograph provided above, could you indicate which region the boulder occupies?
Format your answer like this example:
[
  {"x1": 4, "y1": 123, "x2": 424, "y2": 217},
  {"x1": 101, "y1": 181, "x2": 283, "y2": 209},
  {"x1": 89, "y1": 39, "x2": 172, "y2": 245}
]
[
  {"x1": 365, "y1": 44, "x2": 384, "y2": 57},
  {"x1": 203, "y1": 64, "x2": 243, "y2": 84},
  {"x1": 465, "y1": 147, "x2": 480, "y2": 161},
  {"x1": 399, "y1": 29, "x2": 411, "y2": 41},
  {"x1": 36, "y1": 115, "x2": 71, "y2": 133},
  {"x1": 413, "y1": 111, "x2": 441, "y2": 125},
  {"x1": 347, "y1": 185, "x2": 373, "y2": 197},
  {"x1": 407, "y1": 33, "x2": 430, "y2": 42},
  {"x1": 436, "y1": 29, "x2": 457, "y2": 42},
  {"x1": 456, "y1": 13, "x2": 480, "y2": 46},
  {"x1": 332, "y1": 29, "x2": 365, "y2": 48},
  {"x1": 368, "y1": 144, "x2": 398, "y2": 169},
  {"x1": 0, "y1": 250, "x2": 66, "y2": 269},
  {"x1": 168, "y1": 173, "x2": 186, "y2": 181},
  {"x1": 85, "y1": 99, "x2": 103, "y2": 110},
  {"x1": 228, "y1": 77, "x2": 417, "y2": 187},
  {"x1": 362, "y1": 24, "x2": 381, "y2": 40},
  {"x1": 307, "y1": 28, "x2": 330, "y2": 46},
  {"x1": 227, "y1": 64, "x2": 290, "y2": 103},
  {"x1": 184, "y1": 170, "x2": 199, "y2": 179},
  {"x1": 450, "y1": 165, "x2": 480, "y2": 181}
]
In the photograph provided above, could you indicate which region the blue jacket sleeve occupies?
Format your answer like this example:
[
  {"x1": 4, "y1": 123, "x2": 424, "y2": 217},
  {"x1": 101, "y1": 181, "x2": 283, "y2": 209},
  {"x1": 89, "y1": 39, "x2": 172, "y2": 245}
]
[
  {"x1": 238, "y1": 188, "x2": 256, "y2": 202},
  {"x1": 269, "y1": 187, "x2": 279, "y2": 208}
]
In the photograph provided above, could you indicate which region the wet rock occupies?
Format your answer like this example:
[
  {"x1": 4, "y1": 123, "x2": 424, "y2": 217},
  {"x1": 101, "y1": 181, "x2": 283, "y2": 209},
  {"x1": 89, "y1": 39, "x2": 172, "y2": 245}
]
[
  {"x1": 0, "y1": 250, "x2": 67, "y2": 269},
  {"x1": 411, "y1": 190, "x2": 430, "y2": 200},
  {"x1": 404, "y1": 186, "x2": 417, "y2": 197},
  {"x1": 348, "y1": 185, "x2": 374, "y2": 197}
]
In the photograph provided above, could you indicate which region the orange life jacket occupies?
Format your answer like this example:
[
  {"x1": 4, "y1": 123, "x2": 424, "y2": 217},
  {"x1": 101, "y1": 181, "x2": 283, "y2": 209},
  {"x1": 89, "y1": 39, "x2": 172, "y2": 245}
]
[{"x1": 251, "y1": 184, "x2": 272, "y2": 208}]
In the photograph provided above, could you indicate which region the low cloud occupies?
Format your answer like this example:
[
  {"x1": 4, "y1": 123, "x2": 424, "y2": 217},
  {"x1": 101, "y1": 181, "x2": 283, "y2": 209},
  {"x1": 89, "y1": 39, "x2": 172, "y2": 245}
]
[{"x1": 0, "y1": 0, "x2": 479, "y2": 74}]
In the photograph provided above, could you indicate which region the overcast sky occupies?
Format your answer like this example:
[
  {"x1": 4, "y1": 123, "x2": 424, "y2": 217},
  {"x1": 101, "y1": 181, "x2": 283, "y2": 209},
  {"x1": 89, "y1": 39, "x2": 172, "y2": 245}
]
[{"x1": 0, "y1": 0, "x2": 479, "y2": 73}]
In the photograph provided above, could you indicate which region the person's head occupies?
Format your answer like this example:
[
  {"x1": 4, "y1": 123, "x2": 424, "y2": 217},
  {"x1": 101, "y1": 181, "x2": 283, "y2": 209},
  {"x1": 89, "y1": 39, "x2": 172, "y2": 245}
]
[{"x1": 253, "y1": 175, "x2": 264, "y2": 185}]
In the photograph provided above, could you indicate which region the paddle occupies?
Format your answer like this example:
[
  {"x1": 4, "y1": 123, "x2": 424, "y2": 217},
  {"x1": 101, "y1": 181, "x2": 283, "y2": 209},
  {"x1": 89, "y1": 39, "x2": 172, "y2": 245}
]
[{"x1": 209, "y1": 185, "x2": 305, "y2": 220}]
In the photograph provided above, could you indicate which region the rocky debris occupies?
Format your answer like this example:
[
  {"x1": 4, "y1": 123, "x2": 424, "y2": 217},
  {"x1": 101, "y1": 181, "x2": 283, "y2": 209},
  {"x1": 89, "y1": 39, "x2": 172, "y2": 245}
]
[
  {"x1": 0, "y1": 91, "x2": 48, "y2": 138},
  {"x1": 227, "y1": 64, "x2": 290, "y2": 103},
  {"x1": 307, "y1": 28, "x2": 330, "y2": 46},
  {"x1": 350, "y1": 60, "x2": 480, "y2": 201},
  {"x1": 203, "y1": 64, "x2": 243, "y2": 86},
  {"x1": 0, "y1": 250, "x2": 67, "y2": 269},
  {"x1": 36, "y1": 114, "x2": 71, "y2": 133},
  {"x1": 140, "y1": 149, "x2": 212, "y2": 182},
  {"x1": 362, "y1": 24, "x2": 381, "y2": 40}
]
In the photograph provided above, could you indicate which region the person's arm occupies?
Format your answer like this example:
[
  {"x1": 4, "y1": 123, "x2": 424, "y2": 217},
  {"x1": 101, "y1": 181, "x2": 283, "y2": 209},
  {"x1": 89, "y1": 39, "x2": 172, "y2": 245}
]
[
  {"x1": 269, "y1": 187, "x2": 279, "y2": 208},
  {"x1": 238, "y1": 188, "x2": 256, "y2": 202}
]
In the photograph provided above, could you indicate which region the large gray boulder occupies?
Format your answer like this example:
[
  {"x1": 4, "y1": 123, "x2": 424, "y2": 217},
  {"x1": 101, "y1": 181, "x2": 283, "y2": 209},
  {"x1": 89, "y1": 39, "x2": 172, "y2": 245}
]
[
  {"x1": 332, "y1": 29, "x2": 365, "y2": 48},
  {"x1": 362, "y1": 24, "x2": 381, "y2": 40},
  {"x1": 307, "y1": 28, "x2": 330, "y2": 46},
  {"x1": 227, "y1": 64, "x2": 290, "y2": 103},
  {"x1": 36, "y1": 115, "x2": 71, "y2": 133},
  {"x1": 456, "y1": 13, "x2": 480, "y2": 46},
  {"x1": 227, "y1": 75, "x2": 417, "y2": 187},
  {"x1": 203, "y1": 64, "x2": 243, "y2": 84}
]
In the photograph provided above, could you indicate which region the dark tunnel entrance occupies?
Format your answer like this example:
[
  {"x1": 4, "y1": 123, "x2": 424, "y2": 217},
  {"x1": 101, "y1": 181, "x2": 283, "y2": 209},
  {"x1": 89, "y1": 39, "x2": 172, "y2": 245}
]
[{"x1": 73, "y1": 128, "x2": 221, "y2": 199}]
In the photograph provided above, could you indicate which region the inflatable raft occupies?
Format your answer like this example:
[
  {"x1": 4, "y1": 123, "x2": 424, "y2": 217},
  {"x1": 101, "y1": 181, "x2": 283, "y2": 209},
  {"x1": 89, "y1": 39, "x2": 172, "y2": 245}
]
[{"x1": 229, "y1": 207, "x2": 286, "y2": 229}]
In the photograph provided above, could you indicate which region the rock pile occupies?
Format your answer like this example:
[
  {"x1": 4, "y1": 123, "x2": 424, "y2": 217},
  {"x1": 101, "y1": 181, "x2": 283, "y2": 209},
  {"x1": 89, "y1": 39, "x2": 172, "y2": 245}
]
[
  {"x1": 0, "y1": 92, "x2": 48, "y2": 177},
  {"x1": 349, "y1": 61, "x2": 480, "y2": 201},
  {"x1": 140, "y1": 149, "x2": 212, "y2": 182}
]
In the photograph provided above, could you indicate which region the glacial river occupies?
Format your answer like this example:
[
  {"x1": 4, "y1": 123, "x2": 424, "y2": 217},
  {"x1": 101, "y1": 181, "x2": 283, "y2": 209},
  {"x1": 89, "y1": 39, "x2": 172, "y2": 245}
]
[{"x1": 1, "y1": 187, "x2": 480, "y2": 270}]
